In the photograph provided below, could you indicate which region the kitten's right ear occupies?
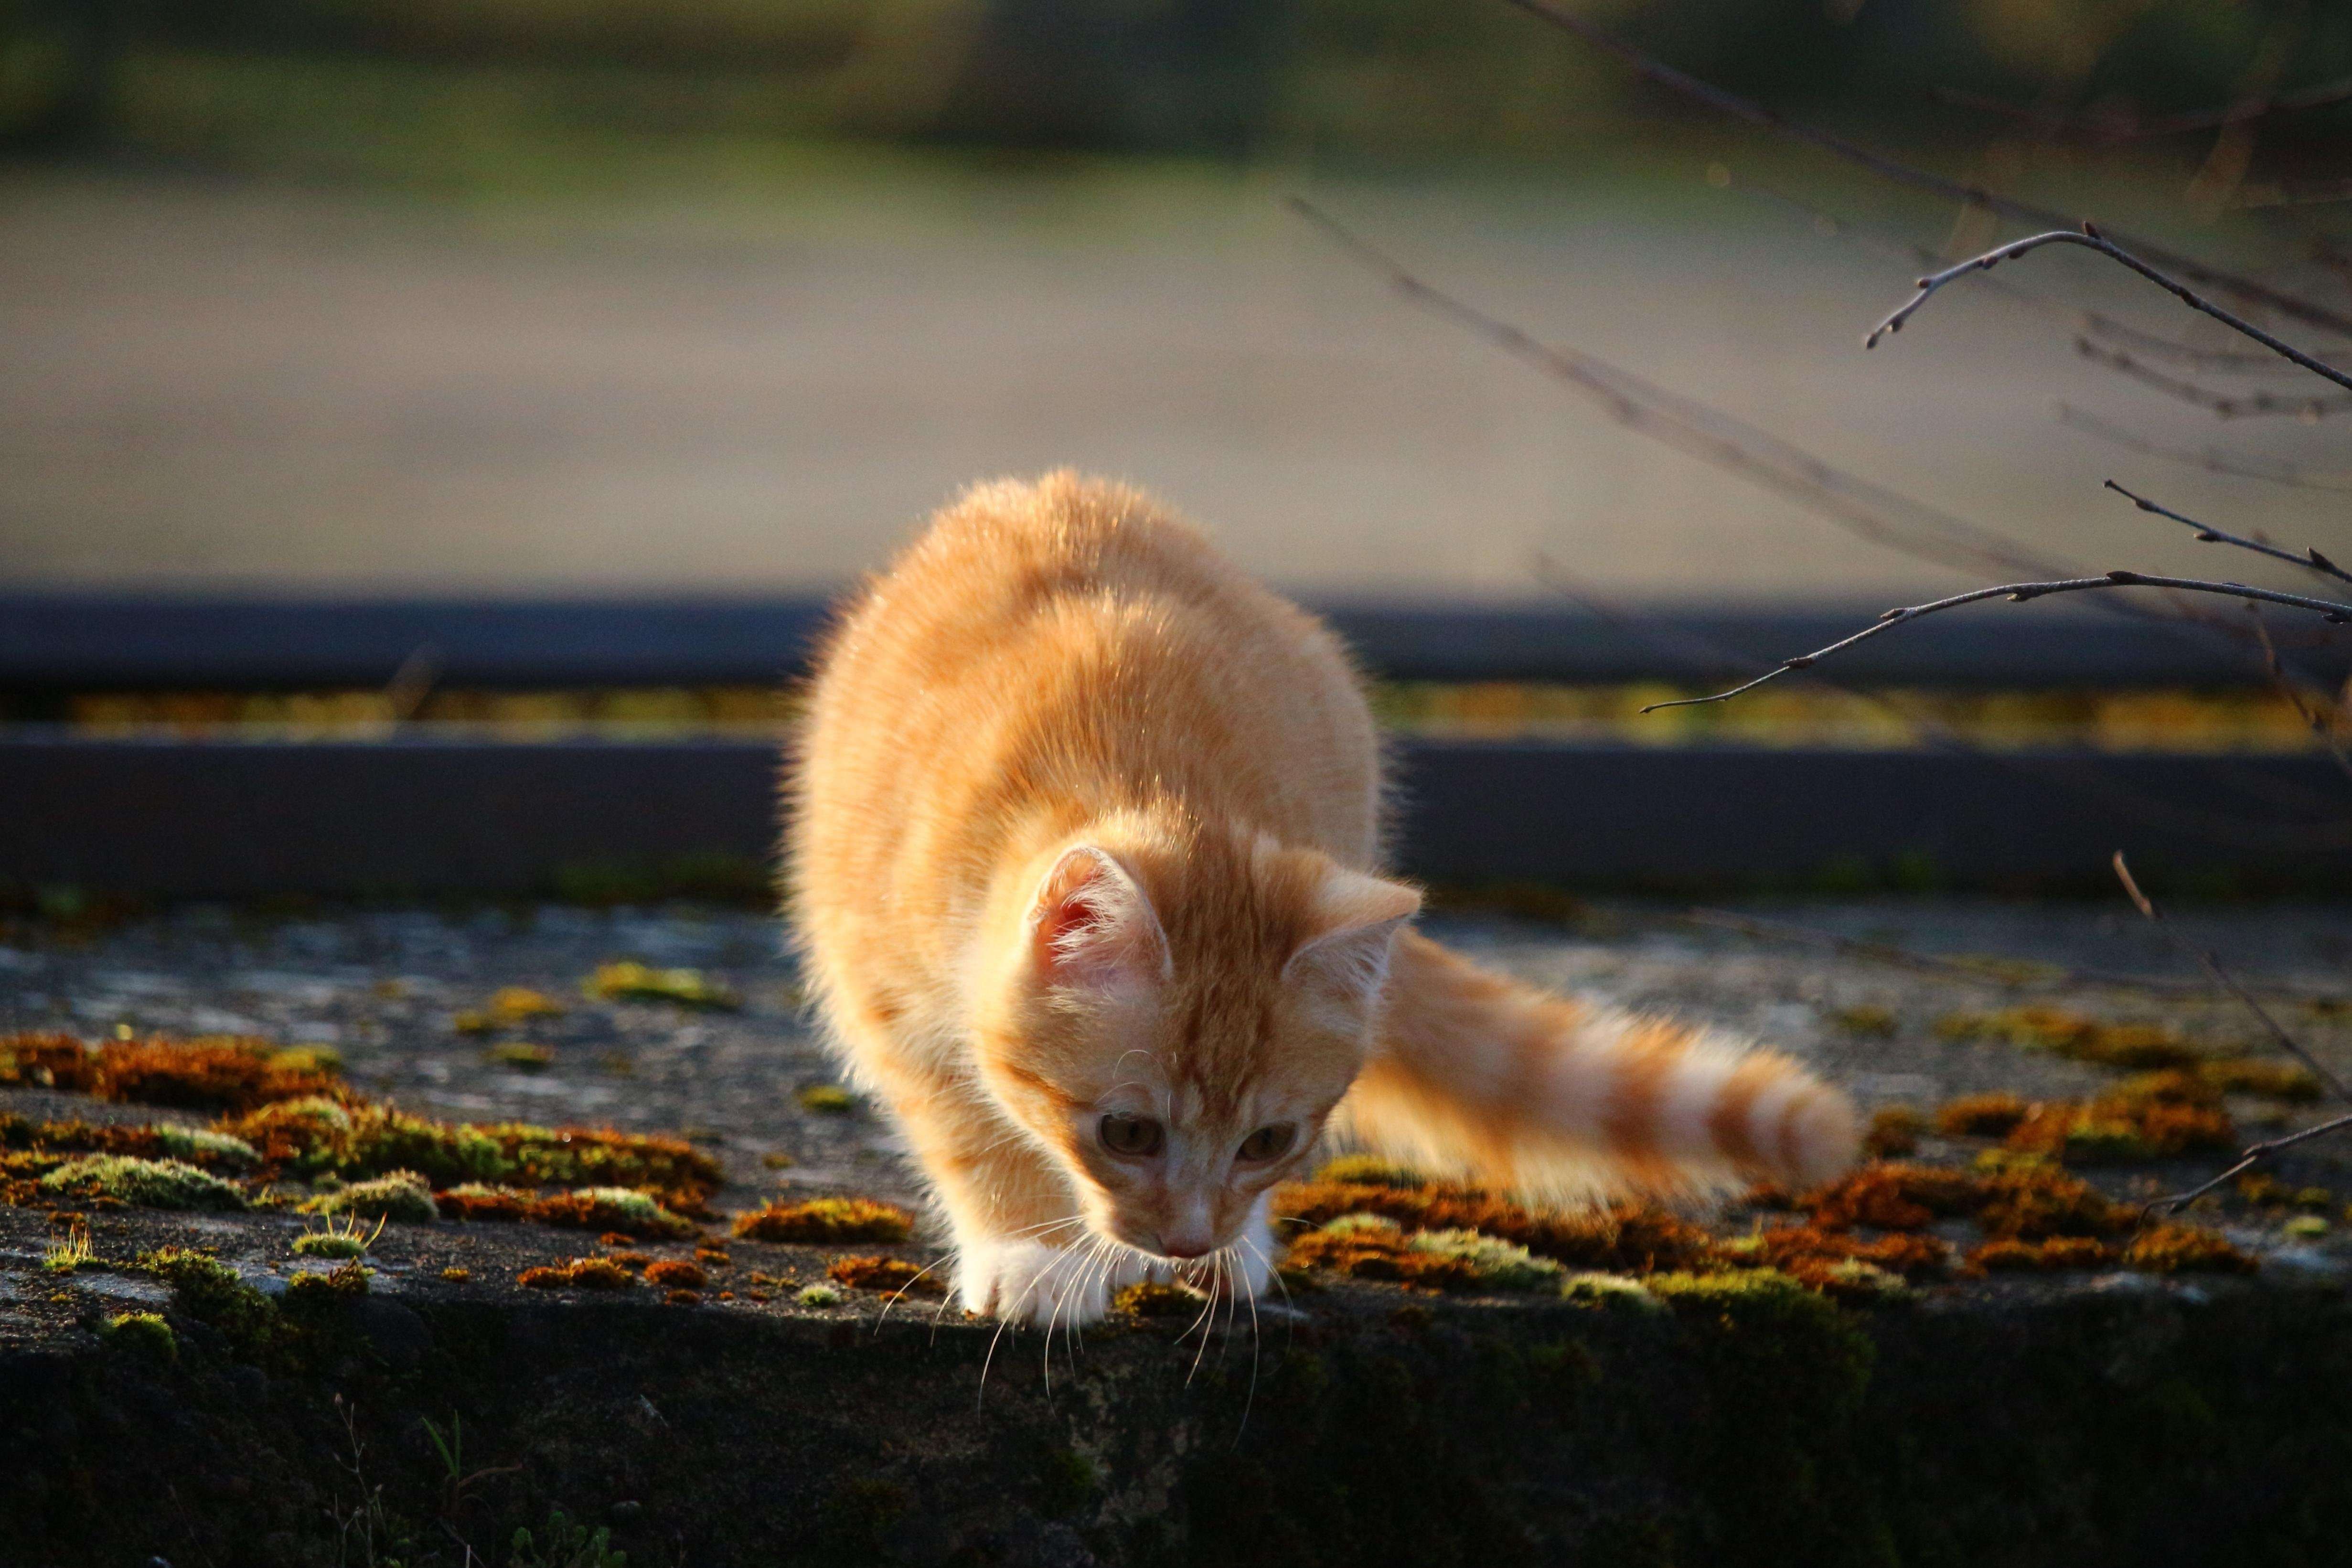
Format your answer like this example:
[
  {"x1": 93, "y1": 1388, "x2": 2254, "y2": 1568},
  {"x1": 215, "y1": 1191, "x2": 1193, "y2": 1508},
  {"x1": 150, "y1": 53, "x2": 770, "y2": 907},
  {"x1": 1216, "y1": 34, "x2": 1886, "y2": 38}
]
[{"x1": 1023, "y1": 845, "x2": 1171, "y2": 998}]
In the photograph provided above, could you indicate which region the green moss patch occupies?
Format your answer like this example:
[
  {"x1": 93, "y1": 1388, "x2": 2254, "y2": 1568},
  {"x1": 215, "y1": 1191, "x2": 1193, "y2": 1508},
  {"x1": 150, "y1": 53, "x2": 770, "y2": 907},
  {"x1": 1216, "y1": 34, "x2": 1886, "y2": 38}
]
[
  {"x1": 40, "y1": 1155, "x2": 247, "y2": 1211},
  {"x1": 1407, "y1": 1229, "x2": 1566, "y2": 1291},
  {"x1": 99, "y1": 1311, "x2": 178, "y2": 1365},
  {"x1": 299, "y1": 1170, "x2": 436, "y2": 1224},
  {"x1": 730, "y1": 1196, "x2": 912, "y2": 1245},
  {"x1": 587, "y1": 961, "x2": 739, "y2": 1010}
]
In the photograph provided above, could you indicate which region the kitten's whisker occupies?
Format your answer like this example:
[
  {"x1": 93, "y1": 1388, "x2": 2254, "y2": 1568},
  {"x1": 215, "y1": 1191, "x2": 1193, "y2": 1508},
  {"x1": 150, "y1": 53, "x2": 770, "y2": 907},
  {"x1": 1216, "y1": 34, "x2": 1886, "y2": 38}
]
[
  {"x1": 978, "y1": 1312, "x2": 1014, "y2": 1412},
  {"x1": 1003, "y1": 1214, "x2": 1088, "y2": 1242},
  {"x1": 874, "y1": 1248, "x2": 957, "y2": 1331},
  {"x1": 1186, "y1": 1253, "x2": 1224, "y2": 1385},
  {"x1": 1242, "y1": 1231, "x2": 1298, "y2": 1365},
  {"x1": 1235, "y1": 1244, "x2": 1263, "y2": 1446}
]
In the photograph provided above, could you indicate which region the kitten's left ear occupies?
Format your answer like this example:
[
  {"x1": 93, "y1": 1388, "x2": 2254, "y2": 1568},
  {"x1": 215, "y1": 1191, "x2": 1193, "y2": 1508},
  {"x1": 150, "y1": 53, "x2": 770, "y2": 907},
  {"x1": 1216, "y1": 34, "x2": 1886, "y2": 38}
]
[
  {"x1": 1283, "y1": 866, "x2": 1422, "y2": 1017},
  {"x1": 1023, "y1": 843, "x2": 1172, "y2": 999}
]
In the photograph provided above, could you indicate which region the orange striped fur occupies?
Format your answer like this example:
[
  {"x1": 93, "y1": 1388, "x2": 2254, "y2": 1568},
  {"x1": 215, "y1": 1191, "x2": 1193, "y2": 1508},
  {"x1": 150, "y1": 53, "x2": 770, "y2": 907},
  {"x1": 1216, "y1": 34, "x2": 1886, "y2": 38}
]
[{"x1": 787, "y1": 472, "x2": 1857, "y2": 1326}]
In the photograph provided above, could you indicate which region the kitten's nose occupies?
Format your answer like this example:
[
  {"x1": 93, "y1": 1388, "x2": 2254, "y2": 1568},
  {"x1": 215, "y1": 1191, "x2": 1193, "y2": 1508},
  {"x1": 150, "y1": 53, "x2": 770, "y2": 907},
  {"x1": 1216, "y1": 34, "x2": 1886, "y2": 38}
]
[{"x1": 1157, "y1": 1226, "x2": 1216, "y2": 1259}]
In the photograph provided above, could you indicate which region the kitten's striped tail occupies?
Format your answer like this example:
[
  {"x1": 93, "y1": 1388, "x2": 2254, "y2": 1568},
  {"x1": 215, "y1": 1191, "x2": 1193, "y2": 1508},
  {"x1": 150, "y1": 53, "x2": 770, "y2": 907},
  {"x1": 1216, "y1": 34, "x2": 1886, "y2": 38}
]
[{"x1": 1337, "y1": 931, "x2": 1858, "y2": 1200}]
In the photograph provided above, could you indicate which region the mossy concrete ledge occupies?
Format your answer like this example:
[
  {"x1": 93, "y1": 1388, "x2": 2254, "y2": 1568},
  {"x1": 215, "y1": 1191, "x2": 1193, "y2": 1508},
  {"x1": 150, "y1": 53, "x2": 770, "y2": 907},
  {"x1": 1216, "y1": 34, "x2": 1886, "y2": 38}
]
[{"x1": 4, "y1": 1209, "x2": 2351, "y2": 1568}]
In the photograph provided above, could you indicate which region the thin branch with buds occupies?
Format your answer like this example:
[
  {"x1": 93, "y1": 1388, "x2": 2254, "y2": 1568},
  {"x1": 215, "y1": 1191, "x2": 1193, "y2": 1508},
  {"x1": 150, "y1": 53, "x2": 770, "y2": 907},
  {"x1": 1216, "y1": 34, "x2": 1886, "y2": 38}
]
[
  {"x1": 1298, "y1": 193, "x2": 2341, "y2": 676},
  {"x1": 1531, "y1": 551, "x2": 2352, "y2": 850},
  {"x1": 1867, "y1": 227, "x2": 2352, "y2": 397},
  {"x1": 1641, "y1": 566, "x2": 2352, "y2": 713},
  {"x1": 1734, "y1": 174, "x2": 2312, "y2": 375},
  {"x1": 1495, "y1": 0, "x2": 2352, "y2": 341},
  {"x1": 2105, "y1": 479, "x2": 2352, "y2": 589}
]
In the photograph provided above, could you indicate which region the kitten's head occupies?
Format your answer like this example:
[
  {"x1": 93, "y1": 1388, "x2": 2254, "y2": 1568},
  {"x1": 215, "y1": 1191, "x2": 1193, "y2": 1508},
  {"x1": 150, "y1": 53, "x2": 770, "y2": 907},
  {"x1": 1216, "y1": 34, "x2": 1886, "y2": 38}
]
[{"x1": 975, "y1": 821, "x2": 1420, "y2": 1265}]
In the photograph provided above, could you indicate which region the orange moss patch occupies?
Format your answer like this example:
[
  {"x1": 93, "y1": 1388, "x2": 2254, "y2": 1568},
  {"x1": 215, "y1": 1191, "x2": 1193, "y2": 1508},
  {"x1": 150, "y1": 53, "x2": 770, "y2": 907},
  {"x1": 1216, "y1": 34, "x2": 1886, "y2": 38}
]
[
  {"x1": 1282, "y1": 1228, "x2": 1483, "y2": 1291},
  {"x1": 1966, "y1": 1236, "x2": 2113, "y2": 1273},
  {"x1": 2002, "y1": 1072, "x2": 2236, "y2": 1164},
  {"x1": 826, "y1": 1254, "x2": 940, "y2": 1294},
  {"x1": 1936, "y1": 1008, "x2": 2200, "y2": 1069},
  {"x1": 517, "y1": 1257, "x2": 636, "y2": 1291},
  {"x1": 435, "y1": 1186, "x2": 534, "y2": 1222},
  {"x1": 1807, "y1": 1163, "x2": 1984, "y2": 1232},
  {"x1": 430, "y1": 1183, "x2": 692, "y2": 1237},
  {"x1": 1975, "y1": 1166, "x2": 2130, "y2": 1240},
  {"x1": 665, "y1": 1289, "x2": 703, "y2": 1306},
  {"x1": 2235, "y1": 1174, "x2": 2336, "y2": 1210},
  {"x1": 2198, "y1": 1058, "x2": 2322, "y2": 1103},
  {"x1": 1935, "y1": 1093, "x2": 2029, "y2": 1138},
  {"x1": 1, "y1": 1031, "x2": 343, "y2": 1114},
  {"x1": 1862, "y1": 1106, "x2": 1926, "y2": 1159},
  {"x1": 2123, "y1": 1223, "x2": 2257, "y2": 1275},
  {"x1": 604, "y1": 1251, "x2": 652, "y2": 1270},
  {"x1": 644, "y1": 1259, "x2": 708, "y2": 1290},
  {"x1": 730, "y1": 1197, "x2": 914, "y2": 1245},
  {"x1": 527, "y1": 1189, "x2": 696, "y2": 1240},
  {"x1": 0, "y1": 1034, "x2": 98, "y2": 1092},
  {"x1": 1272, "y1": 1181, "x2": 1713, "y2": 1272},
  {"x1": 1750, "y1": 1225, "x2": 1949, "y2": 1280}
]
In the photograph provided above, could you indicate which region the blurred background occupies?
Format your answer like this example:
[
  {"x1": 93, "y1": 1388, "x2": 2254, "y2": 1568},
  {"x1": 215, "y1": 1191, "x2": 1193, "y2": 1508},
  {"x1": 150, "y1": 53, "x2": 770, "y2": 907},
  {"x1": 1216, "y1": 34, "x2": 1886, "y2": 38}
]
[
  {"x1": 5, "y1": 0, "x2": 2350, "y2": 601},
  {"x1": 4, "y1": 0, "x2": 2351, "y2": 897}
]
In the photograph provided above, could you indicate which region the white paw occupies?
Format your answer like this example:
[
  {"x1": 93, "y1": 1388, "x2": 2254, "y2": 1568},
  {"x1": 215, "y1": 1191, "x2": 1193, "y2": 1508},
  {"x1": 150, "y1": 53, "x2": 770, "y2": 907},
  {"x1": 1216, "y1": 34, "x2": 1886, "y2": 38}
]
[{"x1": 956, "y1": 1237, "x2": 1154, "y2": 1328}]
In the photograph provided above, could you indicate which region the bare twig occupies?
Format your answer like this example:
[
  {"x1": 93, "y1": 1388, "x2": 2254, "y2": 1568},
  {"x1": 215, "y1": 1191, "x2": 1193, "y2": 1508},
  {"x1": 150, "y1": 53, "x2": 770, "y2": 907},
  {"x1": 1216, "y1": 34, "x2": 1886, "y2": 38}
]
[
  {"x1": 2245, "y1": 608, "x2": 2352, "y2": 786},
  {"x1": 2057, "y1": 403, "x2": 2352, "y2": 492},
  {"x1": 2074, "y1": 338, "x2": 2352, "y2": 419},
  {"x1": 1531, "y1": 552, "x2": 2352, "y2": 852},
  {"x1": 2147, "y1": 1109, "x2": 2352, "y2": 1216},
  {"x1": 2105, "y1": 479, "x2": 2352, "y2": 588},
  {"x1": 1868, "y1": 228, "x2": 2352, "y2": 397},
  {"x1": 1495, "y1": 0, "x2": 2352, "y2": 341},
  {"x1": 1934, "y1": 74, "x2": 2352, "y2": 144},
  {"x1": 2112, "y1": 852, "x2": 2352, "y2": 1101},
  {"x1": 2114, "y1": 849, "x2": 2352, "y2": 1214},
  {"x1": 1643, "y1": 569, "x2": 2352, "y2": 712},
  {"x1": 1297, "y1": 194, "x2": 2332, "y2": 684},
  {"x1": 1737, "y1": 174, "x2": 2315, "y2": 375},
  {"x1": 1287, "y1": 196, "x2": 2074, "y2": 585}
]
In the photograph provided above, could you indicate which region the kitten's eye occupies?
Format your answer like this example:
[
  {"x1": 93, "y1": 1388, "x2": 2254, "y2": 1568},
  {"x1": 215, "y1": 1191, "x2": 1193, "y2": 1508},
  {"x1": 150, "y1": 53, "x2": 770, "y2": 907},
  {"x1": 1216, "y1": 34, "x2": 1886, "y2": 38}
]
[
  {"x1": 1236, "y1": 1124, "x2": 1295, "y2": 1163},
  {"x1": 1098, "y1": 1113, "x2": 1165, "y2": 1158}
]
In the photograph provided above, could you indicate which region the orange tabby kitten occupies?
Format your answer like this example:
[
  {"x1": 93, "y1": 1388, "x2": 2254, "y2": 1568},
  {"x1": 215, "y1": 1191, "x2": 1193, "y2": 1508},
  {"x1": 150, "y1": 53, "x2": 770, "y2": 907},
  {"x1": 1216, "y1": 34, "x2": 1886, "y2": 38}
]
[{"x1": 789, "y1": 472, "x2": 1857, "y2": 1325}]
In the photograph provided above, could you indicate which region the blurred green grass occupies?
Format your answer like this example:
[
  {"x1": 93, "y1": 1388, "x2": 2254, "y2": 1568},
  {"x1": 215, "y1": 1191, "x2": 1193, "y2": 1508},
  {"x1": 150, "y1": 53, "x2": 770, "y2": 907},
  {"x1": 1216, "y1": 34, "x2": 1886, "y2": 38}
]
[{"x1": 6, "y1": 0, "x2": 2347, "y2": 188}]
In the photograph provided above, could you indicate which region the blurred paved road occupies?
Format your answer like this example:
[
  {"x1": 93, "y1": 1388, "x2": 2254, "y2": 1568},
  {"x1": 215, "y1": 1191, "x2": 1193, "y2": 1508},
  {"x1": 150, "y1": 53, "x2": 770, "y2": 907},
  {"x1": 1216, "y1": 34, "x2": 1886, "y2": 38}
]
[{"x1": 5, "y1": 163, "x2": 2342, "y2": 603}]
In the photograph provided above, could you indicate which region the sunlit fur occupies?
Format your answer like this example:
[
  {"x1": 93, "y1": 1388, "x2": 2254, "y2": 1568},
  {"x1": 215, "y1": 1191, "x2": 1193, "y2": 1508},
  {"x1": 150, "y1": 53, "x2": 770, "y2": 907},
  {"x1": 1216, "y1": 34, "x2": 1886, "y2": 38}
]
[{"x1": 788, "y1": 472, "x2": 1858, "y2": 1328}]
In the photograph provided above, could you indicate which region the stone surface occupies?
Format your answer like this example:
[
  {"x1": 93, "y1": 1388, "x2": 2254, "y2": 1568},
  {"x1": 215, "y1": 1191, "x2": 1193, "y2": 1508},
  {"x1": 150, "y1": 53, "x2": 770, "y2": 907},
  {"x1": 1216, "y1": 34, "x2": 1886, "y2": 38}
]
[
  {"x1": 5, "y1": 898, "x2": 2352, "y2": 1565},
  {"x1": 7, "y1": 897, "x2": 2351, "y2": 1201}
]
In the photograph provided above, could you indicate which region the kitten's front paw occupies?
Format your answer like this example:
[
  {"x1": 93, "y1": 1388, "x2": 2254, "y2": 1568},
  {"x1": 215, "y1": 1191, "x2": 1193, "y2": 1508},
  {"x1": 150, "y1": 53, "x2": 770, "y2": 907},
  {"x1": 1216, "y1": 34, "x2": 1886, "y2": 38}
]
[{"x1": 958, "y1": 1239, "x2": 1139, "y2": 1328}]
